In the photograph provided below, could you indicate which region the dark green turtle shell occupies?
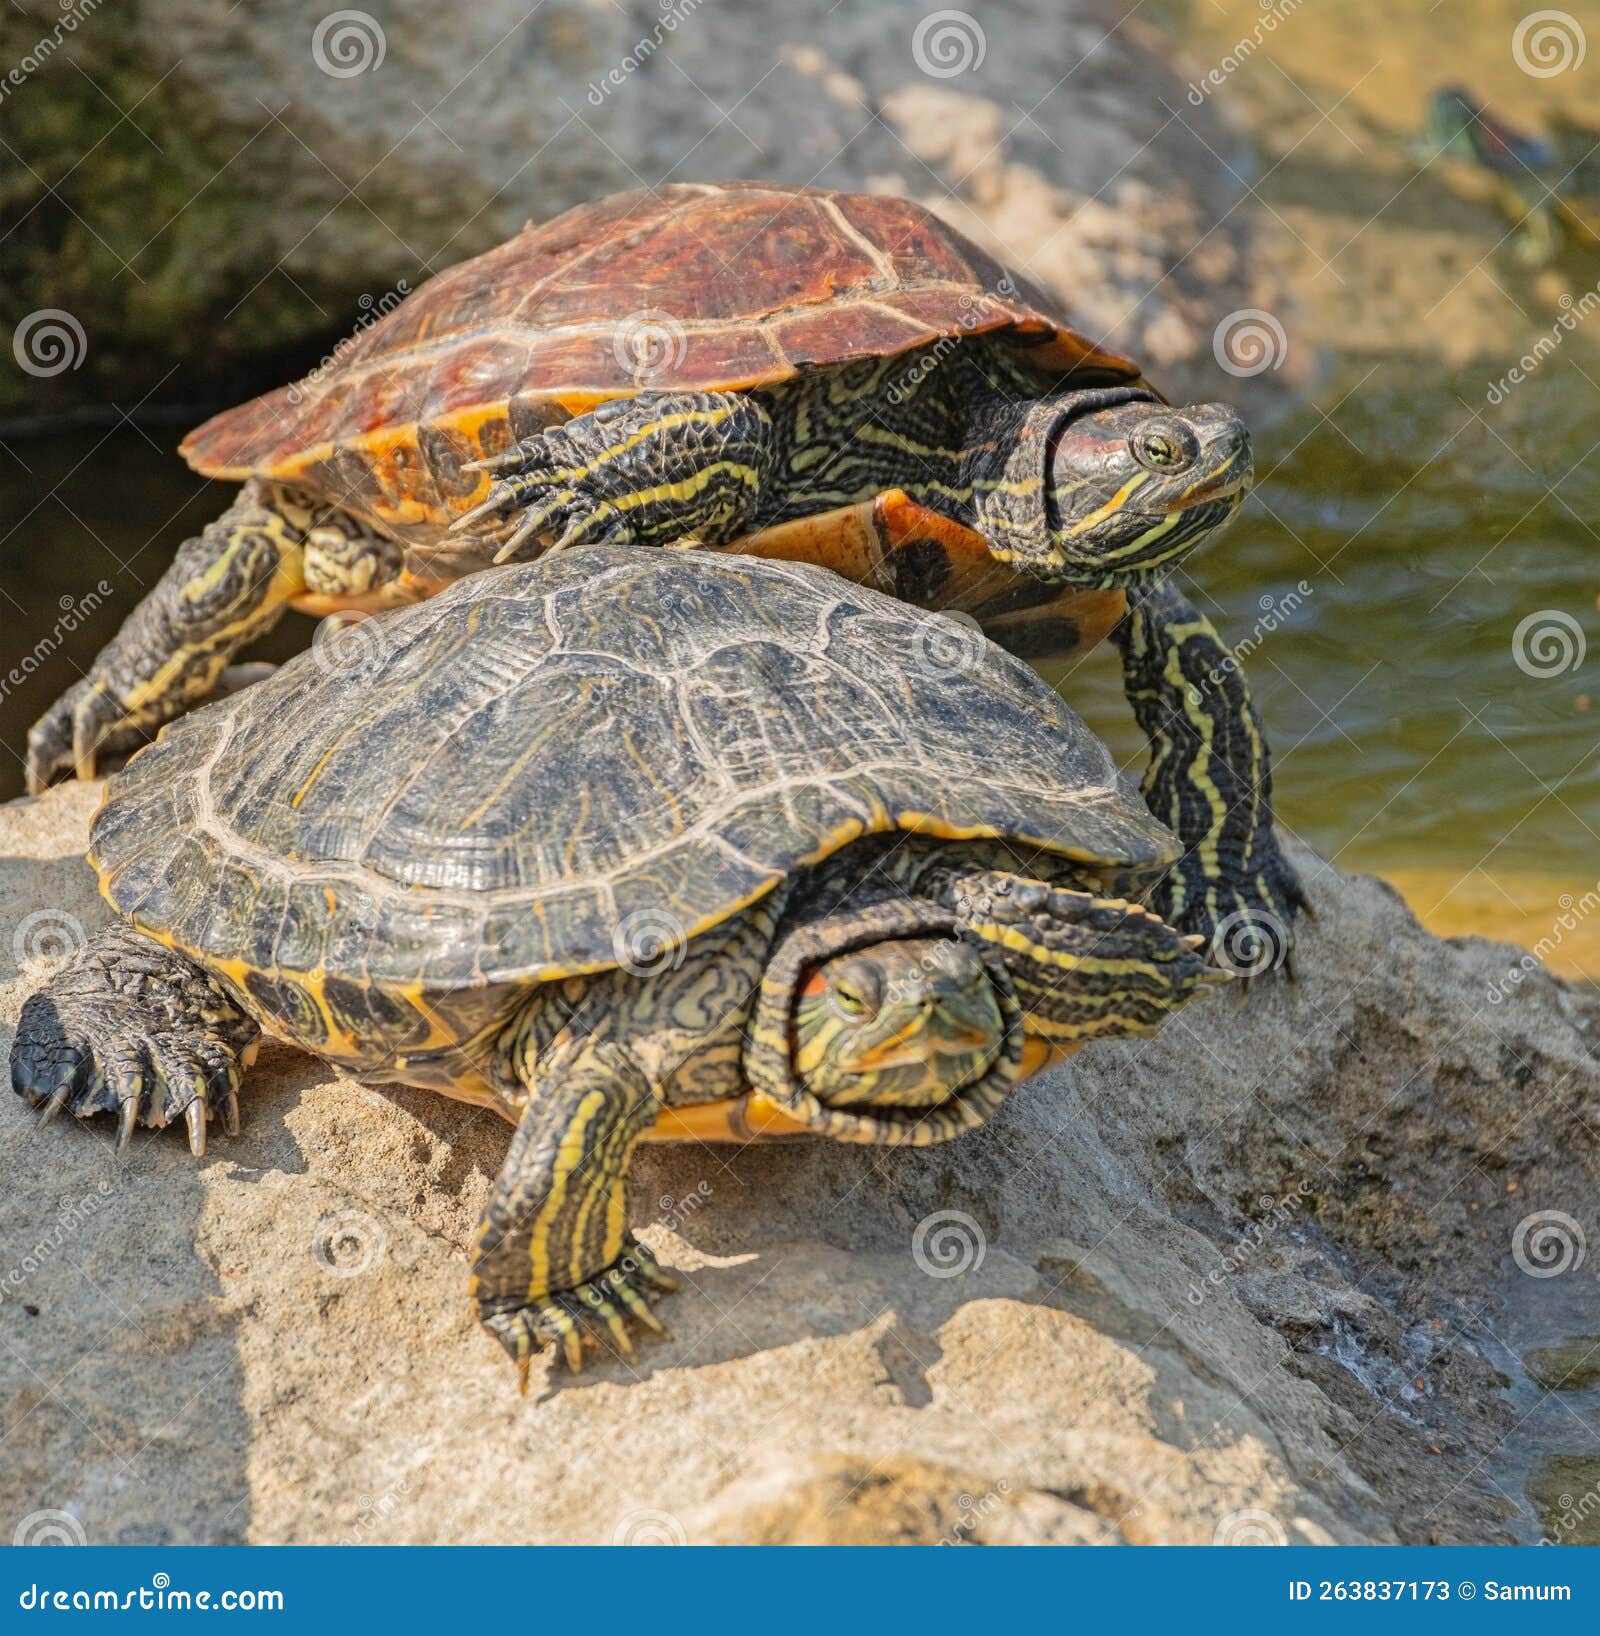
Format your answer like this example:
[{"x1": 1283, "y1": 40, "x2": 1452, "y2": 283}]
[{"x1": 90, "y1": 548, "x2": 1176, "y2": 1000}]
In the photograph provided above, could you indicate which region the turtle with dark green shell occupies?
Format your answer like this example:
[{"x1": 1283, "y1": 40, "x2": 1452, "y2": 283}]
[
  {"x1": 26, "y1": 181, "x2": 1302, "y2": 969},
  {"x1": 14, "y1": 548, "x2": 1221, "y2": 1377}
]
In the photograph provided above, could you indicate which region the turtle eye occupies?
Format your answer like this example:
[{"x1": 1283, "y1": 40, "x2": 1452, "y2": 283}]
[
  {"x1": 1130, "y1": 421, "x2": 1199, "y2": 473},
  {"x1": 829, "y1": 962, "x2": 882, "y2": 1020}
]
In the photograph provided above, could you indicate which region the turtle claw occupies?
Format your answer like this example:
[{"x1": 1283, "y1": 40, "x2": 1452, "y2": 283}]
[
  {"x1": 478, "y1": 1238, "x2": 674, "y2": 1384},
  {"x1": 11, "y1": 925, "x2": 258, "y2": 1157}
]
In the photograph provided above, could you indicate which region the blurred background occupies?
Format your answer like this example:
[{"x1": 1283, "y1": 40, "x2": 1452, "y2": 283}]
[{"x1": 1, "y1": 0, "x2": 1596, "y2": 975}]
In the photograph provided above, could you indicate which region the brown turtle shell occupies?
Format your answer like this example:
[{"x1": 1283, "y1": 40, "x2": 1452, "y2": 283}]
[{"x1": 180, "y1": 182, "x2": 1141, "y2": 536}]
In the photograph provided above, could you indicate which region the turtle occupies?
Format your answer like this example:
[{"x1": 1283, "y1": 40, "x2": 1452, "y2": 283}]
[
  {"x1": 26, "y1": 180, "x2": 1302, "y2": 967},
  {"x1": 13, "y1": 547, "x2": 1222, "y2": 1377},
  {"x1": 1417, "y1": 87, "x2": 1600, "y2": 265}
]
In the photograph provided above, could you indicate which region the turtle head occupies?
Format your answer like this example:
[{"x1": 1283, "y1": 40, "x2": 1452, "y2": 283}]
[
  {"x1": 969, "y1": 386, "x2": 1253, "y2": 587},
  {"x1": 794, "y1": 938, "x2": 1004, "y2": 1112}
]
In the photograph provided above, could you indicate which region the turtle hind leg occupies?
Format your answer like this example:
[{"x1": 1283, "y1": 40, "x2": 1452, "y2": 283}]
[
  {"x1": 11, "y1": 925, "x2": 259, "y2": 1156},
  {"x1": 450, "y1": 391, "x2": 776, "y2": 562},
  {"x1": 472, "y1": 1020, "x2": 671, "y2": 1386},
  {"x1": 1110, "y1": 580, "x2": 1308, "y2": 978}
]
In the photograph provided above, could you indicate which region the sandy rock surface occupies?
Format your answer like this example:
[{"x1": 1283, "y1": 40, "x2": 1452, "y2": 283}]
[{"x1": 1, "y1": 785, "x2": 1594, "y2": 1545}]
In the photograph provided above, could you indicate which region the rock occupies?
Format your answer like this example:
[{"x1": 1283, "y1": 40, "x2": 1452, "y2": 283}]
[
  {"x1": 1523, "y1": 1340, "x2": 1600, "y2": 1394},
  {"x1": 0, "y1": 786, "x2": 1594, "y2": 1545},
  {"x1": 1, "y1": 0, "x2": 1305, "y2": 422}
]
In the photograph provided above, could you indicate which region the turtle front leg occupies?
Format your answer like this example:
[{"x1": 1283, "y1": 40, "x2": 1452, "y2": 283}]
[
  {"x1": 472, "y1": 1026, "x2": 674, "y2": 1385},
  {"x1": 913, "y1": 865, "x2": 1221, "y2": 1041},
  {"x1": 26, "y1": 480, "x2": 309, "y2": 791},
  {"x1": 11, "y1": 924, "x2": 259, "y2": 1155},
  {"x1": 450, "y1": 391, "x2": 776, "y2": 563},
  {"x1": 1111, "y1": 581, "x2": 1308, "y2": 975}
]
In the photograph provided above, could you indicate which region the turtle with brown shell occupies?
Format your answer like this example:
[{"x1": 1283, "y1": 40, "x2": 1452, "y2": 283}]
[{"x1": 27, "y1": 181, "x2": 1303, "y2": 965}]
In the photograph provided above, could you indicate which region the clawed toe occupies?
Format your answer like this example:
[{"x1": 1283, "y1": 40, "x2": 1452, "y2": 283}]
[{"x1": 479, "y1": 1238, "x2": 675, "y2": 1389}]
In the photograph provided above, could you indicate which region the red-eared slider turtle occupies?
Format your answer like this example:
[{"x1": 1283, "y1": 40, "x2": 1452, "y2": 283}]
[
  {"x1": 27, "y1": 181, "x2": 1301, "y2": 966},
  {"x1": 14, "y1": 548, "x2": 1219, "y2": 1377}
]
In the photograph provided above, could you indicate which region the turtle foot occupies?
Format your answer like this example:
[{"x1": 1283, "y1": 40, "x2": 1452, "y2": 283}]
[
  {"x1": 477, "y1": 1235, "x2": 678, "y2": 1388},
  {"x1": 11, "y1": 925, "x2": 259, "y2": 1156},
  {"x1": 1168, "y1": 846, "x2": 1309, "y2": 985}
]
